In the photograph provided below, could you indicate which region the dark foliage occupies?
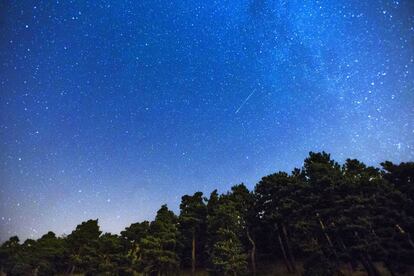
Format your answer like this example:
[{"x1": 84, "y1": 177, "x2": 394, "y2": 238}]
[{"x1": 1, "y1": 152, "x2": 413, "y2": 275}]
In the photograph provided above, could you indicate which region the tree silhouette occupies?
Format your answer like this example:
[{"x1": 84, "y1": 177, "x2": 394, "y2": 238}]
[
  {"x1": 140, "y1": 205, "x2": 179, "y2": 275},
  {"x1": 178, "y1": 192, "x2": 207, "y2": 275},
  {"x1": 1, "y1": 153, "x2": 413, "y2": 276},
  {"x1": 66, "y1": 219, "x2": 101, "y2": 275}
]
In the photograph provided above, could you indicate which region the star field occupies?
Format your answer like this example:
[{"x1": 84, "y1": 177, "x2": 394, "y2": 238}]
[{"x1": 0, "y1": 0, "x2": 413, "y2": 240}]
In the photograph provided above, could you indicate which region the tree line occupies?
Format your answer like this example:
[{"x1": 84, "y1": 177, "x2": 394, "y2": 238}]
[{"x1": 1, "y1": 152, "x2": 413, "y2": 275}]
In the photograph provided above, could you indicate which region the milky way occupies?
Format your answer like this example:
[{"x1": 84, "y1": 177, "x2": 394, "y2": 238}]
[{"x1": 0, "y1": 0, "x2": 413, "y2": 240}]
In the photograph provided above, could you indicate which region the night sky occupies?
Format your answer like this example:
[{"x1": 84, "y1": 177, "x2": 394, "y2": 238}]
[{"x1": 0, "y1": 0, "x2": 413, "y2": 241}]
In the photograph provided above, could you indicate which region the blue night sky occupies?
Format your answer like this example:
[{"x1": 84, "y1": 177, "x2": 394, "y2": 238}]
[{"x1": 0, "y1": 0, "x2": 413, "y2": 240}]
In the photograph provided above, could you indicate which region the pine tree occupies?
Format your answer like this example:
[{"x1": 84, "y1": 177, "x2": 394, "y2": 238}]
[
  {"x1": 300, "y1": 152, "x2": 344, "y2": 274},
  {"x1": 0, "y1": 236, "x2": 22, "y2": 275},
  {"x1": 120, "y1": 221, "x2": 150, "y2": 273},
  {"x1": 33, "y1": 232, "x2": 67, "y2": 275},
  {"x1": 96, "y1": 233, "x2": 128, "y2": 275},
  {"x1": 1, "y1": 152, "x2": 413, "y2": 275},
  {"x1": 178, "y1": 191, "x2": 207, "y2": 275},
  {"x1": 228, "y1": 184, "x2": 257, "y2": 275},
  {"x1": 140, "y1": 204, "x2": 180, "y2": 275},
  {"x1": 382, "y1": 161, "x2": 414, "y2": 238},
  {"x1": 207, "y1": 195, "x2": 247, "y2": 275},
  {"x1": 66, "y1": 219, "x2": 102, "y2": 275},
  {"x1": 211, "y1": 228, "x2": 247, "y2": 276},
  {"x1": 336, "y1": 159, "x2": 385, "y2": 276},
  {"x1": 254, "y1": 172, "x2": 299, "y2": 273}
]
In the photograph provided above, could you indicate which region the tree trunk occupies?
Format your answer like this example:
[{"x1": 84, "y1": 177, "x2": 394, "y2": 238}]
[
  {"x1": 281, "y1": 223, "x2": 297, "y2": 272},
  {"x1": 337, "y1": 236, "x2": 356, "y2": 272},
  {"x1": 360, "y1": 253, "x2": 380, "y2": 276},
  {"x1": 69, "y1": 265, "x2": 75, "y2": 275},
  {"x1": 192, "y1": 230, "x2": 196, "y2": 276},
  {"x1": 408, "y1": 236, "x2": 414, "y2": 249},
  {"x1": 316, "y1": 212, "x2": 340, "y2": 270},
  {"x1": 316, "y1": 213, "x2": 336, "y2": 251},
  {"x1": 246, "y1": 228, "x2": 256, "y2": 276},
  {"x1": 278, "y1": 231, "x2": 293, "y2": 273},
  {"x1": 396, "y1": 224, "x2": 414, "y2": 249}
]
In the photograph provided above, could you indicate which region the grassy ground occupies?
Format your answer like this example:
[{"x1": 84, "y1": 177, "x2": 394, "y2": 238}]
[
  {"x1": 54, "y1": 262, "x2": 414, "y2": 275},
  {"x1": 180, "y1": 261, "x2": 396, "y2": 275}
]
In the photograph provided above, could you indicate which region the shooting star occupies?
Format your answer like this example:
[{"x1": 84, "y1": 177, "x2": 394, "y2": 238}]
[{"x1": 235, "y1": 91, "x2": 255, "y2": 114}]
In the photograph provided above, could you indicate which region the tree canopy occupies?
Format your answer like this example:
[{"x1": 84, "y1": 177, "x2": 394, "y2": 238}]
[{"x1": 1, "y1": 152, "x2": 413, "y2": 275}]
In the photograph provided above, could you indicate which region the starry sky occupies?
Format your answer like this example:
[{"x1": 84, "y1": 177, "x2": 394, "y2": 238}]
[{"x1": 0, "y1": 0, "x2": 413, "y2": 241}]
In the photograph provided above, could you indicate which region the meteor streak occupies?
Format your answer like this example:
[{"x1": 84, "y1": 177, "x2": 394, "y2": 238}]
[{"x1": 235, "y1": 91, "x2": 255, "y2": 114}]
